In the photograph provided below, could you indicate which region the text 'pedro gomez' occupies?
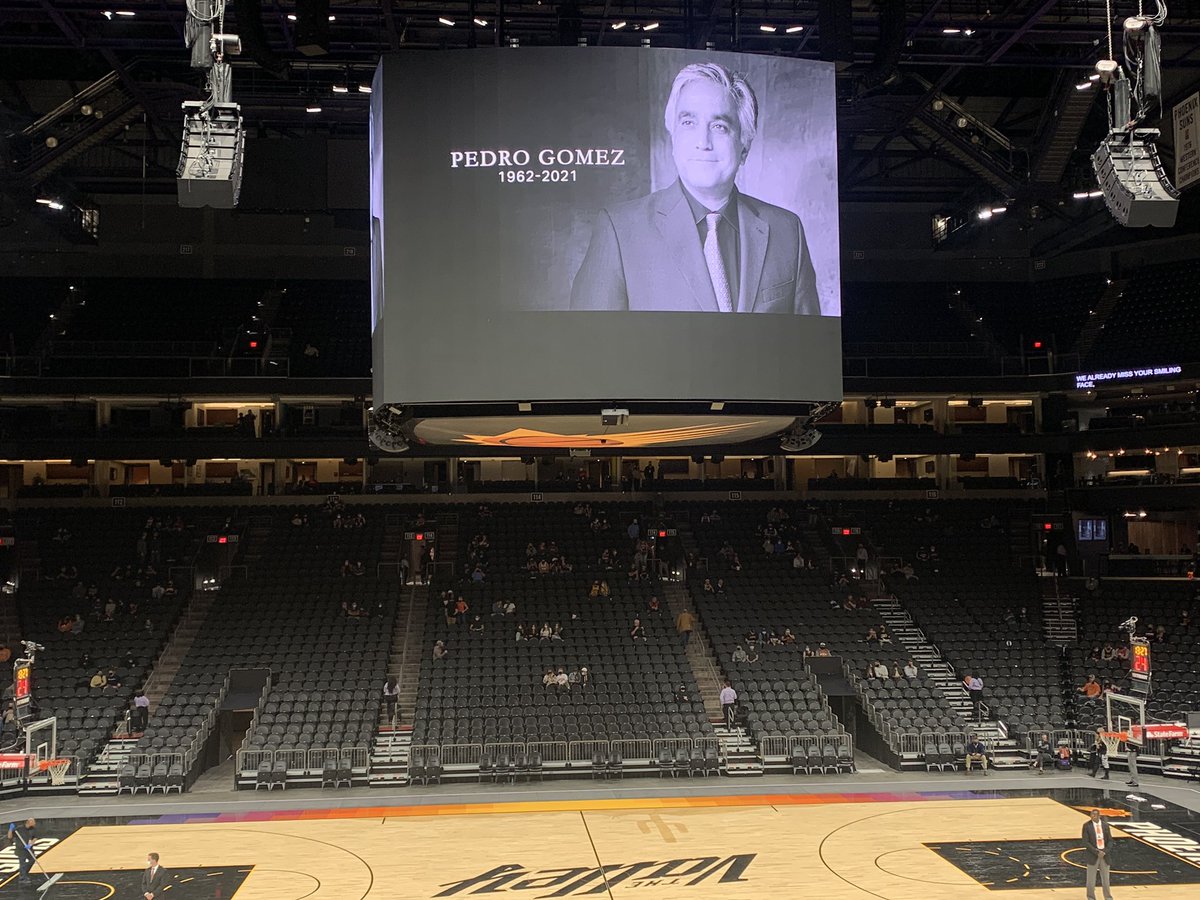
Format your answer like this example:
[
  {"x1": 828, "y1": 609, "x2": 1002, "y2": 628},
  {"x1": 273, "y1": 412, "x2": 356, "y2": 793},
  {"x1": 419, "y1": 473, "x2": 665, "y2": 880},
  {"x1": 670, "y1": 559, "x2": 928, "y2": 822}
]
[{"x1": 571, "y1": 62, "x2": 819, "y2": 315}]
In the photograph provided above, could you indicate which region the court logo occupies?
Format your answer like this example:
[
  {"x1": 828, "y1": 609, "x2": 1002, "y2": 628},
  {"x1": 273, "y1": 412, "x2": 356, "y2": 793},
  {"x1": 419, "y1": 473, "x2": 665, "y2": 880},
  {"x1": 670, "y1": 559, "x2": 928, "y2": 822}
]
[{"x1": 435, "y1": 854, "x2": 755, "y2": 897}]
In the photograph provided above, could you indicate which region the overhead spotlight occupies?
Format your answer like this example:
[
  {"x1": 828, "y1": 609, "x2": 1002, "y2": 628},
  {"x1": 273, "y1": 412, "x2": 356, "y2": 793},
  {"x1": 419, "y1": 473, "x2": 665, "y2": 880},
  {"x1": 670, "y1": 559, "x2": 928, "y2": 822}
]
[
  {"x1": 955, "y1": 116, "x2": 969, "y2": 128},
  {"x1": 438, "y1": 17, "x2": 455, "y2": 26},
  {"x1": 977, "y1": 209, "x2": 993, "y2": 220},
  {"x1": 115, "y1": 9, "x2": 135, "y2": 16},
  {"x1": 786, "y1": 25, "x2": 804, "y2": 34},
  {"x1": 1072, "y1": 191, "x2": 1091, "y2": 199},
  {"x1": 36, "y1": 198, "x2": 65, "y2": 211},
  {"x1": 80, "y1": 104, "x2": 93, "y2": 116},
  {"x1": 759, "y1": 25, "x2": 778, "y2": 33},
  {"x1": 332, "y1": 84, "x2": 349, "y2": 94},
  {"x1": 611, "y1": 21, "x2": 627, "y2": 30},
  {"x1": 327, "y1": 15, "x2": 335, "y2": 21},
  {"x1": 357, "y1": 84, "x2": 372, "y2": 94},
  {"x1": 643, "y1": 22, "x2": 659, "y2": 31},
  {"x1": 990, "y1": 206, "x2": 1007, "y2": 214},
  {"x1": 942, "y1": 27, "x2": 961, "y2": 34},
  {"x1": 287, "y1": 13, "x2": 297, "y2": 20},
  {"x1": 305, "y1": 100, "x2": 322, "y2": 113},
  {"x1": 474, "y1": 17, "x2": 488, "y2": 26}
]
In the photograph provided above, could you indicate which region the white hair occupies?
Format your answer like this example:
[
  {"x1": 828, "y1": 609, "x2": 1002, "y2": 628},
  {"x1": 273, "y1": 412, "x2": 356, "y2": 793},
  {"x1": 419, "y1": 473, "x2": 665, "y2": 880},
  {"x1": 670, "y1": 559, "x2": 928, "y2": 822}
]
[{"x1": 663, "y1": 62, "x2": 759, "y2": 156}]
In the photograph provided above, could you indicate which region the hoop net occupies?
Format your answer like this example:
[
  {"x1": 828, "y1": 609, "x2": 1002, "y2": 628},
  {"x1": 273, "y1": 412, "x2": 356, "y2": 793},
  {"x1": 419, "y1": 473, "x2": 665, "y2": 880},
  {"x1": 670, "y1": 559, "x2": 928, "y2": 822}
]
[
  {"x1": 39, "y1": 758, "x2": 70, "y2": 785},
  {"x1": 1099, "y1": 731, "x2": 1126, "y2": 757}
]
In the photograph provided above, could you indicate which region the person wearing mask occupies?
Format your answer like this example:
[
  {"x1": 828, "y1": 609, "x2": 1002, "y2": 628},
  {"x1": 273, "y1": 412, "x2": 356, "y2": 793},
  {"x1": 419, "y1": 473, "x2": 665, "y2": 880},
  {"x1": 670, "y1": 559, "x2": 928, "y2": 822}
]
[
  {"x1": 675, "y1": 608, "x2": 696, "y2": 646},
  {"x1": 382, "y1": 678, "x2": 400, "y2": 722},
  {"x1": 964, "y1": 734, "x2": 989, "y2": 775}
]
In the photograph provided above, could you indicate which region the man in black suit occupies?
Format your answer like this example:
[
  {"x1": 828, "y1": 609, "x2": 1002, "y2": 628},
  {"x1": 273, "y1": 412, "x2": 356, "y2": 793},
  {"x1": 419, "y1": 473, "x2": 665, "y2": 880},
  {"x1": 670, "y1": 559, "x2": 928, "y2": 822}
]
[
  {"x1": 1081, "y1": 809, "x2": 1117, "y2": 900},
  {"x1": 570, "y1": 62, "x2": 819, "y2": 315},
  {"x1": 142, "y1": 852, "x2": 169, "y2": 900}
]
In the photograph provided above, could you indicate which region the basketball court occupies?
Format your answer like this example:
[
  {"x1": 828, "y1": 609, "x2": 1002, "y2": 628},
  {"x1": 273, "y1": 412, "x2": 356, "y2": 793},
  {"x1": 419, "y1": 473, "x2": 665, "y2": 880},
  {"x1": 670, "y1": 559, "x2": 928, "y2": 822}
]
[{"x1": 3, "y1": 784, "x2": 1200, "y2": 899}]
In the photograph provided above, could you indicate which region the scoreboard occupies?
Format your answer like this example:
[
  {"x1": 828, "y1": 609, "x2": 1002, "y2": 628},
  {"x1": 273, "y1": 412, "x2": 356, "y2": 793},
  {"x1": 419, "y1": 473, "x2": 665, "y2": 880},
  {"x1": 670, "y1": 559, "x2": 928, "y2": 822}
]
[{"x1": 1130, "y1": 638, "x2": 1152, "y2": 691}]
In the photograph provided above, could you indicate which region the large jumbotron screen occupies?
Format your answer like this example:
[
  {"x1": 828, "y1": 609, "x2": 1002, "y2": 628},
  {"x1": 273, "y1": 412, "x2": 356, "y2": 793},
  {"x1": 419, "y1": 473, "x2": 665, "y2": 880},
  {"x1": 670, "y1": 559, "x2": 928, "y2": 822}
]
[{"x1": 370, "y1": 48, "x2": 842, "y2": 405}]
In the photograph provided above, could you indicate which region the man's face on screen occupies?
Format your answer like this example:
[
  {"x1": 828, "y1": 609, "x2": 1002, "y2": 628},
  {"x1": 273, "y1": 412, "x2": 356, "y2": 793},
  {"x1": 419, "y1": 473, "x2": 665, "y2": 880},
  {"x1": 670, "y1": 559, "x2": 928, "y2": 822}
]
[{"x1": 670, "y1": 79, "x2": 744, "y2": 201}]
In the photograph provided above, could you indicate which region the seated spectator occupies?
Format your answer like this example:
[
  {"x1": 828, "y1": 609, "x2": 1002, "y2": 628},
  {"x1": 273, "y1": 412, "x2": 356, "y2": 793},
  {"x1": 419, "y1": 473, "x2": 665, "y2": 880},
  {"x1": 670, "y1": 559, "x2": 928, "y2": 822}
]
[
  {"x1": 598, "y1": 580, "x2": 611, "y2": 597},
  {"x1": 781, "y1": 628, "x2": 796, "y2": 644},
  {"x1": 469, "y1": 615, "x2": 484, "y2": 633},
  {"x1": 792, "y1": 552, "x2": 806, "y2": 570},
  {"x1": 1088, "y1": 646, "x2": 1101, "y2": 662},
  {"x1": 151, "y1": 582, "x2": 166, "y2": 601},
  {"x1": 803, "y1": 645, "x2": 815, "y2": 658},
  {"x1": 816, "y1": 643, "x2": 831, "y2": 656},
  {"x1": 341, "y1": 559, "x2": 353, "y2": 577},
  {"x1": 122, "y1": 650, "x2": 136, "y2": 669},
  {"x1": 105, "y1": 668, "x2": 123, "y2": 690},
  {"x1": 104, "y1": 599, "x2": 117, "y2": 621},
  {"x1": 964, "y1": 735, "x2": 988, "y2": 775},
  {"x1": 1056, "y1": 744, "x2": 1072, "y2": 769},
  {"x1": 767, "y1": 631, "x2": 782, "y2": 646},
  {"x1": 1100, "y1": 642, "x2": 1116, "y2": 661},
  {"x1": 1077, "y1": 674, "x2": 1102, "y2": 701},
  {"x1": 589, "y1": 580, "x2": 603, "y2": 598},
  {"x1": 58, "y1": 615, "x2": 74, "y2": 634},
  {"x1": 432, "y1": 640, "x2": 448, "y2": 660},
  {"x1": 674, "y1": 684, "x2": 691, "y2": 704},
  {"x1": 515, "y1": 627, "x2": 526, "y2": 643},
  {"x1": 70, "y1": 614, "x2": 85, "y2": 635},
  {"x1": 490, "y1": 600, "x2": 505, "y2": 617},
  {"x1": 714, "y1": 578, "x2": 727, "y2": 594},
  {"x1": 1029, "y1": 733, "x2": 1052, "y2": 773},
  {"x1": 539, "y1": 622, "x2": 552, "y2": 640},
  {"x1": 647, "y1": 595, "x2": 661, "y2": 616},
  {"x1": 1115, "y1": 644, "x2": 1129, "y2": 661},
  {"x1": 891, "y1": 662, "x2": 903, "y2": 679},
  {"x1": 453, "y1": 597, "x2": 469, "y2": 625},
  {"x1": 1154, "y1": 624, "x2": 1167, "y2": 643},
  {"x1": 745, "y1": 645, "x2": 759, "y2": 663},
  {"x1": 555, "y1": 668, "x2": 569, "y2": 690},
  {"x1": 89, "y1": 669, "x2": 107, "y2": 689},
  {"x1": 865, "y1": 627, "x2": 879, "y2": 646},
  {"x1": 471, "y1": 565, "x2": 487, "y2": 583},
  {"x1": 504, "y1": 600, "x2": 517, "y2": 616},
  {"x1": 551, "y1": 622, "x2": 564, "y2": 641},
  {"x1": 79, "y1": 651, "x2": 93, "y2": 669},
  {"x1": 903, "y1": 660, "x2": 919, "y2": 678},
  {"x1": 870, "y1": 660, "x2": 888, "y2": 679},
  {"x1": 579, "y1": 666, "x2": 590, "y2": 686},
  {"x1": 352, "y1": 560, "x2": 366, "y2": 576},
  {"x1": 878, "y1": 625, "x2": 892, "y2": 645},
  {"x1": 291, "y1": 512, "x2": 304, "y2": 527},
  {"x1": 629, "y1": 618, "x2": 646, "y2": 641},
  {"x1": 731, "y1": 645, "x2": 749, "y2": 663},
  {"x1": 1181, "y1": 608, "x2": 1192, "y2": 628},
  {"x1": 542, "y1": 668, "x2": 556, "y2": 688},
  {"x1": 702, "y1": 578, "x2": 715, "y2": 594}
]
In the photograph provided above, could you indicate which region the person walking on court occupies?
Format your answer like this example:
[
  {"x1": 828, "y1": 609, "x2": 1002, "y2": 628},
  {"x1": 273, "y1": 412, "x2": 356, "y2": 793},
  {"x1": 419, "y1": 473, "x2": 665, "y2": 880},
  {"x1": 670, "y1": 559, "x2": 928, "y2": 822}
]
[
  {"x1": 1089, "y1": 731, "x2": 1109, "y2": 780},
  {"x1": 719, "y1": 679, "x2": 738, "y2": 730},
  {"x1": 675, "y1": 607, "x2": 696, "y2": 647},
  {"x1": 1082, "y1": 809, "x2": 1116, "y2": 900},
  {"x1": 142, "y1": 851, "x2": 169, "y2": 900},
  {"x1": 1125, "y1": 741, "x2": 1140, "y2": 787}
]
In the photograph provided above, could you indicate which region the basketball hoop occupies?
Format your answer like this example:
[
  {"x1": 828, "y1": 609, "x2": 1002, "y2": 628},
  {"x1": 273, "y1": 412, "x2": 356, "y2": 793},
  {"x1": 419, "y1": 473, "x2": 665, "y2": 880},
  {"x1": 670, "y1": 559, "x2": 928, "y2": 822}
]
[
  {"x1": 38, "y1": 758, "x2": 70, "y2": 786},
  {"x1": 1099, "y1": 731, "x2": 1126, "y2": 757}
]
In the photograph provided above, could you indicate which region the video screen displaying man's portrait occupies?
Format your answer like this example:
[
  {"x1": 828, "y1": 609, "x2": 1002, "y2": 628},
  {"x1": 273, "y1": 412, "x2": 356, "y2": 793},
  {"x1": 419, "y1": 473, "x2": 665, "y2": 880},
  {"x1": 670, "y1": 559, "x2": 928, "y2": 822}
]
[{"x1": 376, "y1": 48, "x2": 840, "y2": 318}]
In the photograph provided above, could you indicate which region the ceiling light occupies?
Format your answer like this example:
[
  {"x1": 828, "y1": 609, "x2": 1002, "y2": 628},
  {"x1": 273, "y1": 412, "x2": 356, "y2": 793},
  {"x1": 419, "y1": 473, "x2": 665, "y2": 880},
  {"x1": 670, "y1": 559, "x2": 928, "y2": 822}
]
[
  {"x1": 115, "y1": 9, "x2": 135, "y2": 16},
  {"x1": 1073, "y1": 191, "x2": 1090, "y2": 199},
  {"x1": 37, "y1": 198, "x2": 65, "y2": 211},
  {"x1": 332, "y1": 84, "x2": 349, "y2": 94},
  {"x1": 1090, "y1": 73, "x2": 1101, "y2": 81},
  {"x1": 643, "y1": 22, "x2": 659, "y2": 31},
  {"x1": 357, "y1": 84, "x2": 372, "y2": 94},
  {"x1": 990, "y1": 206, "x2": 1007, "y2": 214},
  {"x1": 1075, "y1": 81, "x2": 1093, "y2": 90},
  {"x1": 327, "y1": 15, "x2": 335, "y2": 21},
  {"x1": 611, "y1": 21, "x2": 627, "y2": 30},
  {"x1": 474, "y1": 18, "x2": 488, "y2": 26},
  {"x1": 102, "y1": 10, "x2": 113, "y2": 19},
  {"x1": 438, "y1": 17, "x2": 455, "y2": 26},
  {"x1": 305, "y1": 102, "x2": 322, "y2": 113},
  {"x1": 287, "y1": 13, "x2": 296, "y2": 21},
  {"x1": 976, "y1": 209, "x2": 993, "y2": 220},
  {"x1": 964, "y1": 28, "x2": 975, "y2": 35},
  {"x1": 760, "y1": 25, "x2": 778, "y2": 33},
  {"x1": 942, "y1": 27, "x2": 961, "y2": 34},
  {"x1": 1088, "y1": 190, "x2": 1103, "y2": 198},
  {"x1": 786, "y1": 25, "x2": 804, "y2": 34}
]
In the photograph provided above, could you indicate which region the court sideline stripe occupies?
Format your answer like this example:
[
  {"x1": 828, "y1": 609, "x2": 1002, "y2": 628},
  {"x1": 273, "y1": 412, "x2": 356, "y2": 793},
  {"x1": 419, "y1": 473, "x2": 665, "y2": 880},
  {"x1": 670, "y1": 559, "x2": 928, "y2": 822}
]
[{"x1": 577, "y1": 810, "x2": 616, "y2": 900}]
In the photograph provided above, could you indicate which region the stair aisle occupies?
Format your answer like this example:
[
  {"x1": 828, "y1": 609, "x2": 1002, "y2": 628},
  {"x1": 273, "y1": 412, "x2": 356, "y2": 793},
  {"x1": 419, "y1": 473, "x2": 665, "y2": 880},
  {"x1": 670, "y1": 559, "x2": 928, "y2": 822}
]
[
  {"x1": 369, "y1": 728, "x2": 412, "y2": 787},
  {"x1": 1041, "y1": 580, "x2": 1078, "y2": 644},
  {"x1": 661, "y1": 582, "x2": 724, "y2": 722},
  {"x1": 712, "y1": 722, "x2": 763, "y2": 776},
  {"x1": 77, "y1": 737, "x2": 138, "y2": 796},
  {"x1": 870, "y1": 597, "x2": 1026, "y2": 768}
]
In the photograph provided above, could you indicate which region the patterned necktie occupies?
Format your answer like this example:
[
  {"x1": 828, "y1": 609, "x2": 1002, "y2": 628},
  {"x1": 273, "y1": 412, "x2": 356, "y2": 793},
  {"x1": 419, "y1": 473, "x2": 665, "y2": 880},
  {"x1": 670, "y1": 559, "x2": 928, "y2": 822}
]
[{"x1": 703, "y1": 212, "x2": 733, "y2": 313}]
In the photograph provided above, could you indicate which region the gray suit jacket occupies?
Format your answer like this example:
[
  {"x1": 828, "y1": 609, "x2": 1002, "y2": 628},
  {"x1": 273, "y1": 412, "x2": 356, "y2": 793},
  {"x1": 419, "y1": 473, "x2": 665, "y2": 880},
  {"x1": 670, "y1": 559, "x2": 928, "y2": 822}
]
[{"x1": 570, "y1": 180, "x2": 819, "y2": 315}]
